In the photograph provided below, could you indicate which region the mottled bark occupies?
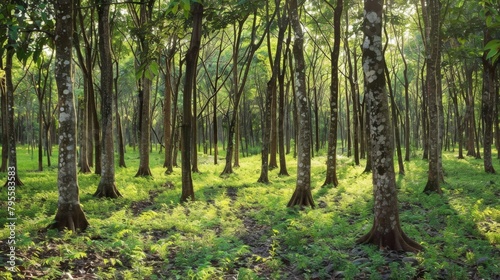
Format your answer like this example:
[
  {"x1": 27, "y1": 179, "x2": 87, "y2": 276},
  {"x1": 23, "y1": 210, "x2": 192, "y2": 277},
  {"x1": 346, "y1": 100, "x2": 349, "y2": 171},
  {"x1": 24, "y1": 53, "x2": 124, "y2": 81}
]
[
  {"x1": 180, "y1": 2, "x2": 203, "y2": 202},
  {"x1": 94, "y1": 0, "x2": 121, "y2": 198},
  {"x1": 357, "y1": 0, "x2": 421, "y2": 252},
  {"x1": 287, "y1": 0, "x2": 314, "y2": 208},
  {"x1": 323, "y1": 0, "x2": 343, "y2": 187},
  {"x1": 50, "y1": 0, "x2": 89, "y2": 232}
]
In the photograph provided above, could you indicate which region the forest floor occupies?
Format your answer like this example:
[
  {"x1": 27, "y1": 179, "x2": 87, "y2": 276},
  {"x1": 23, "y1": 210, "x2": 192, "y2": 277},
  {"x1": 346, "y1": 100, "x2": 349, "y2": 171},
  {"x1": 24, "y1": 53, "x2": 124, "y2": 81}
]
[{"x1": 0, "y1": 146, "x2": 499, "y2": 279}]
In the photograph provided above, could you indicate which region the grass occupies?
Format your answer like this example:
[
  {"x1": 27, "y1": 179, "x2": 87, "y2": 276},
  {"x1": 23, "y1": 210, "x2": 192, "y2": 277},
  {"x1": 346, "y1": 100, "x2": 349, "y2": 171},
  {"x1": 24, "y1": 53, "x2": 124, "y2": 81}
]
[{"x1": 0, "y1": 146, "x2": 499, "y2": 279}]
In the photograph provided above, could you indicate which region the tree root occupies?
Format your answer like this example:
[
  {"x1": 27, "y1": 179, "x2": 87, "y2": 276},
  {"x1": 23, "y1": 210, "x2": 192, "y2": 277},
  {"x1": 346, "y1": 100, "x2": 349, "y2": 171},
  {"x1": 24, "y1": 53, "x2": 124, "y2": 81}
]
[
  {"x1": 357, "y1": 223, "x2": 422, "y2": 253},
  {"x1": 94, "y1": 182, "x2": 122, "y2": 198},
  {"x1": 287, "y1": 187, "x2": 315, "y2": 208},
  {"x1": 48, "y1": 203, "x2": 89, "y2": 232}
]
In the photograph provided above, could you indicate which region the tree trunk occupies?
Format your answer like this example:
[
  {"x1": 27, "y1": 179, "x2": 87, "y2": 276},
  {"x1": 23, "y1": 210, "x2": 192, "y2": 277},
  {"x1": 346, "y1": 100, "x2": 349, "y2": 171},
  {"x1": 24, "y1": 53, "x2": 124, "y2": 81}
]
[
  {"x1": 278, "y1": 15, "x2": 290, "y2": 177},
  {"x1": 287, "y1": 0, "x2": 314, "y2": 208},
  {"x1": 423, "y1": 0, "x2": 442, "y2": 194},
  {"x1": 163, "y1": 38, "x2": 176, "y2": 170},
  {"x1": 482, "y1": 25, "x2": 496, "y2": 174},
  {"x1": 94, "y1": 0, "x2": 121, "y2": 198},
  {"x1": 114, "y1": 60, "x2": 126, "y2": 168},
  {"x1": 323, "y1": 0, "x2": 343, "y2": 187},
  {"x1": 357, "y1": 0, "x2": 421, "y2": 252},
  {"x1": 258, "y1": 0, "x2": 287, "y2": 183},
  {"x1": 49, "y1": 0, "x2": 89, "y2": 232},
  {"x1": 134, "y1": 2, "x2": 153, "y2": 177},
  {"x1": 180, "y1": 2, "x2": 203, "y2": 202},
  {"x1": 0, "y1": 72, "x2": 7, "y2": 173},
  {"x1": 4, "y1": 38, "x2": 23, "y2": 186}
]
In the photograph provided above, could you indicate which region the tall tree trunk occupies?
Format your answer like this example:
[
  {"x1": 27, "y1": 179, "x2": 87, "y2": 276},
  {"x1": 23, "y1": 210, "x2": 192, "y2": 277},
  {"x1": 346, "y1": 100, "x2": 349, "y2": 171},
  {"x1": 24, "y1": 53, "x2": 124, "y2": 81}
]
[
  {"x1": 357, "y1": 0, "x2": 421, "y2": 252},
  {"x1": 4, "y1": 38, "x2": 23, "y2": 186},
  {"x1": 95, "y1": 0, "x2": 121, "y2": 198},
  {"x1": 114, "y1": 61, "x2": 126, "y2": 168},
  {"x1": 258, "y1": 0, "x2": 287, "y2": 183},
  {"x1": 287, "y1": 0, "x2": 314, "y2": 208},
  {"x1": 323, "y1": 0, "x2": 343, "y2": 187},
  {"x1": 278, "y1": 14, "x2": 290, "y2": 177},
  {"x1": 482, "y1": 25, "x2": 496, "y2": 173},
  {"x1": 134, "y1": 1, "x2": 153, "y2": 177},
  {"x1": 50, "y1": 0, "x2": 89, "y2": 231},
  {"x1": 0, "y1": 71, "x2": 7, "y2": 173},
  {"x1": 423, "y1": 0, "x2": 442, "y2": 194},
  {"x1": 163, "y1": 38, "x2": 176, "y2": 170},
  {"x1": 180, "y1": 2, "x2": 203, "y2": 202}
]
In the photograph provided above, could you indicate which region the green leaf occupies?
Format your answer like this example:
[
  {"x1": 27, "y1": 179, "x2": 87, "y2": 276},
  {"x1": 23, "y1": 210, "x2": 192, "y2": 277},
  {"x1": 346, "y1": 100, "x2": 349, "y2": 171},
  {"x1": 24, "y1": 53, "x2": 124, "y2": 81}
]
[{"x1": 484, "y1": 39, "x2": 500, "y2": 63}]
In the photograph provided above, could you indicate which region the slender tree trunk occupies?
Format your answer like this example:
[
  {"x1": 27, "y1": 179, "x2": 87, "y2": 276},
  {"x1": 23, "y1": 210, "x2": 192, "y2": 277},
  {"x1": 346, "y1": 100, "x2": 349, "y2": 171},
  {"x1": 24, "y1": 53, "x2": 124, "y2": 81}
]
[
  {"x1": 114, "y1": 61, "x2": 126, "y2": 168},
  {"x1": 163, "y1": 39, "x2": 176, "y2": 169},
  {"x1": 0, "y1": 72, "x2": 7, "y2": 173},
  {"x1": 357, "y1": 0, "x2": 421, "y2": 252},
  {"x1": 258, "y1": 0, "x2": 287, "y2": 182},
  {"x1": 4, "y1": 38, "x2": 23, "y2": 186},
  {"x1": 180, "y1": 2, "x2": 203, "y2": 202},
  {"x1": 278, "y1": 14, "x2": 290, "y2": 176},
  {"x1": 423, "y1": 0, "x2": 442, "y2": 194},
  {"x1": 95, "y1": 0, "x2": 121, "y2": 198},
  {"x1": 482, "y1": 26, "x2": 496, "y2": 173},
  {"x1": 50, "y1": 0, "x2": 89, "y2": 232},
  {"x1": 323, "y1": 0, "x2": 343, "y2": 187},
  {"x1": 134, "y1": 2, "x2": 153, "y2": 177},
  {"x1": 287, "y1": 0, "x2": 314, "y2": 208}
]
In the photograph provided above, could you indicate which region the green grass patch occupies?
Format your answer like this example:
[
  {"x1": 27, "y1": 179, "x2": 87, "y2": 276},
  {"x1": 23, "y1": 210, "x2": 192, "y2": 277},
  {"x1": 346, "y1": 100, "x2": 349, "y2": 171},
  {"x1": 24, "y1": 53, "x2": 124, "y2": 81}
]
[{"x1": 0, "y1": 146, "x2": 499, "y2": 279}]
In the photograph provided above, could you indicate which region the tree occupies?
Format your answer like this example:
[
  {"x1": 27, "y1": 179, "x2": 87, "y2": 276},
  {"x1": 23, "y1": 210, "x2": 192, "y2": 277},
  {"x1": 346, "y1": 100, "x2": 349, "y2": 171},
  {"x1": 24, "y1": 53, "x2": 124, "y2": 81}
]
[
  {"x1": 258, "y1": 0, "x2": 286, "y2": 184},
  {"x1": 94, "y1": 0, "x2": 122, "y2": 198},
  {"x1": 481, "y1": 1, "x2": 497, "y2": 174},
  {"x1": 49, "y1": 0, "x2": 89, "y2": 232},
  {"x1": 423, "y1": 0, "x2": 443, "y2": 194},
  {"x1": 2, "y1": 1, "x2": 24, "y2": 186},
  {"x1": 287, "y1": 0, "x2": 314, "y2": 208},
  {"x1": 180, "y1": 1, "x2": 203, "y2": 203},
  {"x1": 356, "y1": 0, "x2": 421, "y2": 252},
  {"x1": 220, "y1": 1, "x2": 272, "y2": 176},
  {"x1": 322, "y1": 0, "x2": 343, "y2": 187},
  {"x1": 129, "y1": 0, "x2": 155, "y2": 177}
]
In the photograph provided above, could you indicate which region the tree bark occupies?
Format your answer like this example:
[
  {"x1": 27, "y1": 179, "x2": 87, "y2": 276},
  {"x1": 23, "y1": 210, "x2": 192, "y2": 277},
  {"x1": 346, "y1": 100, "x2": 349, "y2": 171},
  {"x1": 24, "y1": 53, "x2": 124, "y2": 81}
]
[
  {"x1": 258, "y1": 0, "x2": 286, "y2": 183},
  {"x1": 50, "y1": 0, "x2": 89, "y2": 232},
  {"x1": 180, "y1": 2, "x2": 203, "y2": 202},
  {"x1": 4, "y1": 37, "x2": 23, "y2": 186},
  {"x1": 287, "y1": 0, "x2": 314, "y2": 208},
  {"x1": 357, "y1": 0, "x2": 421, "y2": 252},
  {"x1": 94, "y1": 0, "x2": 121, "y2": 198},
  {"x1": 134, "y1": 1, "x2": 153, "y2": 177},
  {"x1": 323, "y1": 0, "x2": 343, "y2": 187},
  {"x1": 423, "y1": 0, "x2": 442, "y2": 194},
  {"x1": 482, "y1": 25, "x2": 496, "y2": 174}
]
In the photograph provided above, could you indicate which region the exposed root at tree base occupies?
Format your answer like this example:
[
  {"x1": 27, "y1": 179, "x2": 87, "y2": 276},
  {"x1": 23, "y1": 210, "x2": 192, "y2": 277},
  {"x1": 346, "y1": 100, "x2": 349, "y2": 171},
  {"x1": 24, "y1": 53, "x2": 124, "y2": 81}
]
[
  {"x1": 48, "y1": 203, "x2": 89, "y2": 232},
  {"x1": 93, "y1": 182, "x2": 122, "y2": 198},
  {"x1": 357, "y1": 225, "x2": 422, "y2": 253},
  {"x1": 4, "y1": 175, "x2": 23, "y2": 187},
  {"x1": 423, "y1": 181, "x2": 443, "y2": 195},
  {"x1": 287, "y1": 188, "x2": 315, "y2": 208},
  {"x1": 135, "y1": 166, "x2": 153, "y2": 177}
]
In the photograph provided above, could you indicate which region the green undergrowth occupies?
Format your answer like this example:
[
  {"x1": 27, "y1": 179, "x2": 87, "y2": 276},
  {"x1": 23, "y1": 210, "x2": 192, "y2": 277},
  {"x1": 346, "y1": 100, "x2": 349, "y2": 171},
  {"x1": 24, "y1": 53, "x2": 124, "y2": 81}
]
[{"x1": 0, "y1": 146, "x2": 499, "y2": 279}]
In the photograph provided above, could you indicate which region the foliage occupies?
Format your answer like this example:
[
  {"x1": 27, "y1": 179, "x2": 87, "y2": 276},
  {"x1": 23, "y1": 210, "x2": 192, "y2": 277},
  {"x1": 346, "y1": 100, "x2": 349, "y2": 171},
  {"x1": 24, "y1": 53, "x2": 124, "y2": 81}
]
[{"x1": 0, "y1": 147, "x2": 498, "y2": 279}]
